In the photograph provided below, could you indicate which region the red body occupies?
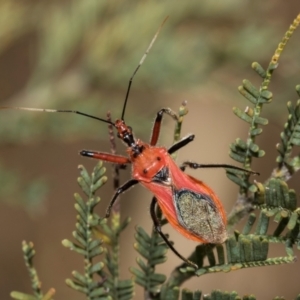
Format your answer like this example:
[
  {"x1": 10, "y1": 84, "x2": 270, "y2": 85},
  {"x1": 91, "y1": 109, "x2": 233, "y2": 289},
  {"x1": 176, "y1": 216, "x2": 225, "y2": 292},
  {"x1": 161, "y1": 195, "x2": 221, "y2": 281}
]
[{"x1": 129, "y1": 140, "x2": 227, "y2": 243}]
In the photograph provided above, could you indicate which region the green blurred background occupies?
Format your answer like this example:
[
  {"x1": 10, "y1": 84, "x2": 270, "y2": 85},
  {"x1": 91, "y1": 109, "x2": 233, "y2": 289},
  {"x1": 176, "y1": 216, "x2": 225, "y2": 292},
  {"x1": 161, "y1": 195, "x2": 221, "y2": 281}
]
[{"x1": 0, "y1": 1, "x2": 299, "y2": 299}]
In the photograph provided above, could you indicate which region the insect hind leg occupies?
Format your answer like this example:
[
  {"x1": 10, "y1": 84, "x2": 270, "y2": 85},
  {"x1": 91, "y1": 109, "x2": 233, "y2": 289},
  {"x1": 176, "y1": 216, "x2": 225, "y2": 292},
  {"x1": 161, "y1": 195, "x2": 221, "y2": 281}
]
[
  {"x1": 150, "y1": 197, "x2": 198, "y2": 269},
  {"x1": 181, "y1": 162, "x2": 259, "y2": 175}
]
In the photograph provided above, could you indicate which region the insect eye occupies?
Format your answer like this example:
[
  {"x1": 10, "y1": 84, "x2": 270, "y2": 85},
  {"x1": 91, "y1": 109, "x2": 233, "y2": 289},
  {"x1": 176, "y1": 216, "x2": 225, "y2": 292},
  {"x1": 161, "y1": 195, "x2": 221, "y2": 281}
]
[{"x1": 156, "y1": 156, "x2": 161, "y2": 161}]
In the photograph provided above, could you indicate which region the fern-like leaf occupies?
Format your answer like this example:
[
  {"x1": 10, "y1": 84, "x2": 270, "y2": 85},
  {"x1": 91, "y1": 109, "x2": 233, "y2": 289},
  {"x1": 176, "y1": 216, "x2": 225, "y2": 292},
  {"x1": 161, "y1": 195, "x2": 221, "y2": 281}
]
[
  {"x1": 130, "y1": 226, "x2": 168, "y2": 296},
  {"x1": 62, "y1": 162, "x2": 111, "y2": 299},
  {"x1": 275, "y1": 86, "x2": 300, "y2": 179},
  {"x1": 10, "y1": 241, "x2": 55, "y2": 300},
  {"x1": 227, "y1": 13, "x2": 300, "y2": 229}
]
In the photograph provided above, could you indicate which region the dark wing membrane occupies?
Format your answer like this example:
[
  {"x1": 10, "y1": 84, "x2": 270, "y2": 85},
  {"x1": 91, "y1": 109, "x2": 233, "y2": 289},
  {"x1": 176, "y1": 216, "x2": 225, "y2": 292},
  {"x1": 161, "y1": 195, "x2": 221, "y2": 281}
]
[{"x1": 174, "y1": 189, "x2": 227, "y2": 243}]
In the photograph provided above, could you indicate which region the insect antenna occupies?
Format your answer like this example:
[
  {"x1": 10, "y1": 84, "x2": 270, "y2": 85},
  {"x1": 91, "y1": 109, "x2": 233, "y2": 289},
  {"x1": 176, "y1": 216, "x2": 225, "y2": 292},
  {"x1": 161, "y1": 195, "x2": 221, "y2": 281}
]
[
  {"x1": 0, "y1": 106, "x2": 115, "y2": 126},
  {"x1": 121, "y1": 16, "x2": 169, "y2": 121}
]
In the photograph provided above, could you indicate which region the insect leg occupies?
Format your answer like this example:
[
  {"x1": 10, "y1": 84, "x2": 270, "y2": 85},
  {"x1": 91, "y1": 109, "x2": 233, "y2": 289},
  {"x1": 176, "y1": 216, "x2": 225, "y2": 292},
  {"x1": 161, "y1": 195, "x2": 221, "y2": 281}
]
[
  {"x1": 168, "y1": 134, "x2": 195, "y2": 154},
  {"x1": 105, "y1": 179, "x2": 139, "y2": 218},
  {"x1": 150, "y1": 108, "x2": 180, "y2": 146},
  {"x1": 150, "y1": 197, "x2": 198, "y2": 269},
  {"x1": 80, "y1": 150, "x2": 131, "y2": 164},
  {"x1": 181, "y1": 162, "x2": 259, "y2": 175}
]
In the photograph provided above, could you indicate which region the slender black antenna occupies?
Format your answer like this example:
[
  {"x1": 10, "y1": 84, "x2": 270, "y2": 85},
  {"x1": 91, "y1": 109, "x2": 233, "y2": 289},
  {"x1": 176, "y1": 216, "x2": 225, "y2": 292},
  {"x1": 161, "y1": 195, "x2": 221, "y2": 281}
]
[
  {"x1": 0, "y1": 107, "x2": 115, "y2": 126},
  {"x1": 121, "y1": 16, "x2": 169, "y2": 121}
]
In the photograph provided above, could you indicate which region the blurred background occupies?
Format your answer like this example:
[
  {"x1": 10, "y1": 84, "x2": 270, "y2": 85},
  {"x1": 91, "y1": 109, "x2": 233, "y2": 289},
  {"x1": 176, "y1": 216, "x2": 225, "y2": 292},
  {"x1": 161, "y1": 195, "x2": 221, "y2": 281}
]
[{"x1": 0, "y1": 1, "x2": 299, "y2": 299}]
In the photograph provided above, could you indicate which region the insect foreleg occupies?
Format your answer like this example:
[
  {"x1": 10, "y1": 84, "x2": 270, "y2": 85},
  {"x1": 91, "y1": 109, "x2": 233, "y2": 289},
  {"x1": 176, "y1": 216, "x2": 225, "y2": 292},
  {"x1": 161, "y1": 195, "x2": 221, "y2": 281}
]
[
  {"x1": 80, "y1": 150, "x2": 131, "y2": 164},
  {"x1": 81, "y1": 150, "x2": 129, "y2": 176},
  {"x1": 105, "y1": 179, "x2": 139, "y2": 218},
  {"x1": 150, "y1": 108, "x2": 181, "y2": 146},
  {"x1": 181, "y1": 162, "x2": 259, "y2": 175},
  {"x1": 150, "y1": 197, "x2": 198, "y2": 269},
  {"x1": 168, "y1": 134, "x2": 195, "y2": 154}
]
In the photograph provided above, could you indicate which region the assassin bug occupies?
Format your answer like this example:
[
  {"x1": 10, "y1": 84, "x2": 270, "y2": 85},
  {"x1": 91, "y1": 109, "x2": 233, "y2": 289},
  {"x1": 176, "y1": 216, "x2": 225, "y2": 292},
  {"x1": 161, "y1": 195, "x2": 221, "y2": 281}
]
[{"x1": 1, "y1": 17, "x2": 257, "y2": 269}]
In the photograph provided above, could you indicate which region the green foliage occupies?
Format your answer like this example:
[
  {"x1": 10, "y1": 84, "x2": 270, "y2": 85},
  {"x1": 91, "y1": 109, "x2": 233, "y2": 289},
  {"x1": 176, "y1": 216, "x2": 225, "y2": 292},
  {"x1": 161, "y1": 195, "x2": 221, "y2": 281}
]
[
  {"x1": 96, "y1": 212, "x2": 135, "y2": 300},
  {"x1": 61, "y1": 161, "x2": 134, "y2": 299},
  {"x1": 130, "y1": 226, "x2": 168, "y2": 296},
  {"x1": 226, "y1": 13, "x2": 300, "y2": 227},
  {"x1": 275, "y1": 88, "x2": 300, "y2": 178},
  {"x1": 10, "y1": 241, "x2": 55, "y2": 300},
  {"x1": 61, "y1": 162, "x2": 111, "y2": 299}
]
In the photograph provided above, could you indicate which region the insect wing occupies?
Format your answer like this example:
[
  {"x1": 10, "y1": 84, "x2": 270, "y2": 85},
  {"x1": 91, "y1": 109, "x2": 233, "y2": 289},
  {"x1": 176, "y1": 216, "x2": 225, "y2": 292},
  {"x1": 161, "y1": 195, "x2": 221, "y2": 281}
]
[
  {"x1": 171, "y1": 157, "x2": 227, "y2": 242},
  {"x1": 173, "y1": 183, "x2": 227, "y2": 244}
]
